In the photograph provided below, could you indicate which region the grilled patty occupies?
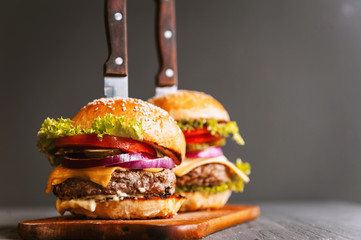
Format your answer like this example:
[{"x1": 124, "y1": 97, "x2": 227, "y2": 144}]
[
  {"x1": 53, "y1": 169, "x2": 175, "y2": 200},
  {"x1": 176, "y1": 163, "x2": 230, "y2": 187}
]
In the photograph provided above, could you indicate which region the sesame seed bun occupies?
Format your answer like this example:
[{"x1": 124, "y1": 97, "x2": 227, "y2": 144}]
[
  {"x1": 178, "y1": 190, "x2": 232, "y2": 212},
  {"x1": 72, "y1": 97, "x2": 185, "y2": 165},
  {"x1": 148, "y1": 90, "x2": 230, "y2": 122},
  {"x1": 57, "y1": 196, "x2": 186, "y2": 220}
]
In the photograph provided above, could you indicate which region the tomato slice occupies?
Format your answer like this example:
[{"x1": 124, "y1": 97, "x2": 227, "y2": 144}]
[
  {"x1": 56, "y1": 134, "x2": 156, "y2": 156},
  {"x1": 183, "y1": 127, "x2": 210, "y2": 137},
  {"x1": 185, "y1": 133, "x2": 221, "y2": 144}
]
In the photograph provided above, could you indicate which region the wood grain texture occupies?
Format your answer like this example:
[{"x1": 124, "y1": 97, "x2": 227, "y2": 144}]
[
  {"x1": 17, "y1": 205, "x2": 259, "y2": 240},
  {"x1": 104, "y1": 0, "x2": 128, "y2": 76},
  {"x1": 156, "y1": 0, "x2": 178, "y2": 87},
  {"x1": 203, "y1": 201, "x2": 361, "y2": 240},
  {"x1": 5, "y1": 201, "x2": 361, "y2": 240}
]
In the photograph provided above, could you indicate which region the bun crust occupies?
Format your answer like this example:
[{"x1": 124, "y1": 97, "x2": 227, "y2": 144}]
[
  {"x1": 149, "y1": 90, "x2": 230, "y2": 122},
  {"x1": 57, "y1": 196, "x2": 185, "y2": 220},
  {"x1": 178, "y1": 190, "x2": 232, "y2": 212},
  {"x1": 72, "y1": 97, "x2": 185, "y2": 165}
]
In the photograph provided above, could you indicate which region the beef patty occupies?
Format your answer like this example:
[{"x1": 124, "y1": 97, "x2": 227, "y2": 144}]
[
  {"x1": 53, "y1": 169, "x2": 175, "y2": 200},
  {"x1": 176, "y1": 163, "x2": 230, "y2": 187}
]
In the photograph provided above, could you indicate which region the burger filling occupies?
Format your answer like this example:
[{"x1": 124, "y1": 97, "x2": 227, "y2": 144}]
[
  {"x1": 186, "y1": 138, "x2": 226, "y2": 152},
  {"x1": 53, "y1": 169, "x2": 175, "y2": 201},
  {"x1": 177, "y1": 119, "x2": 245, "y2": 146},
  {"x1": 37, "y1": 114, "x2": 145, "y2": 167},
  {"x1": 37, "y1": 113, "x2": 179, "y2": 201},
  {"x1": 175, "y1": 159, "x2": 250, "y2": 194},
  {"x1": 176, "y1": 164, "x2": 230, "y2": 187},
  {"x1": 175, "y1": 119, "x2": 250, "y2": 194}
]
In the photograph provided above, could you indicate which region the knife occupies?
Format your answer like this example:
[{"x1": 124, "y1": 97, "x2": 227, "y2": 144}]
[
  {"x1": 104, "y1": 0, "x2": 128, "y2": 98},
  {"x1": 155, "y1": 0, "x2": 178, "y2": 96}
]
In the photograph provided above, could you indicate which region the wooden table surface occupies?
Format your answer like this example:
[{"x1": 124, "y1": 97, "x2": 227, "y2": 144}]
[{"x1": 2, "y1": 201, "x2": 361, "y2": 240}]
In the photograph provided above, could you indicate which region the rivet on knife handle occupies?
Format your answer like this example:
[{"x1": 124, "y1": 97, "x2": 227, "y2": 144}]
[
  {"x1": 104, "y1": 0, "x2": 128, "y2": 77},
  {"x1": 156, "y1": 0, "x2": 178, "y2": 87}
]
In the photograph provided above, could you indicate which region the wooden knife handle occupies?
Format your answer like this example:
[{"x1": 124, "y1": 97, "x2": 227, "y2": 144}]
[
  {"x1": 156, "y1": 0, "x2": 178, "y2": 87},
  {"x1": 104, "y1": 0, "x2": 128, "y2": 76}
]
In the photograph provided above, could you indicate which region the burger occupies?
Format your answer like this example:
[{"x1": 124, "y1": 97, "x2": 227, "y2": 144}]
[
  {"x1": 37, "y1": 97, "x2": 186, "y2": 219},
  {"x1": 149, "y1": 90, "x2": 250, "y2": 211}
]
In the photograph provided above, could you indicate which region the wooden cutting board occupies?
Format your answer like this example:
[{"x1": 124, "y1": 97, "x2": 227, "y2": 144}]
[{"x1": 18, "y1": 204, "x2": 260, "y2": 240}]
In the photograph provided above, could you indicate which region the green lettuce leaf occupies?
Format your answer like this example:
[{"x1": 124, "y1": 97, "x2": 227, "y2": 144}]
[
  {"x1": 37, "y1": 113, "x2": 144, "y2": 166},
  {"x1": 176, "y1": 158, "x2": 251, "y2": 194},
  {"x1": 37, "y1": 118, "x2": 82, "y2": 166},
  {"x1": 85, "y1": 113, "x2": 144, "y2": 141},
  {"x1": 235, "y1": 158, "x2": 251, "y2": 176},
  {"x1": 177, "y1": 119, "x2": 245, "y2": 145}
]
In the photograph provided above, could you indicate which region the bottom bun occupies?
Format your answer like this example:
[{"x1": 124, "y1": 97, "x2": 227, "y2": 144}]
[
  {"x1": 56, "y1": 196, "x2": 186, "y2": 220},
  {"x1": 178, "y1": 190, "x2": 232, "y2": 212}
]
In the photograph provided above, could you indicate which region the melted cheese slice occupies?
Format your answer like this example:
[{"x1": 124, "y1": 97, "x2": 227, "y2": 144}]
[
  {"x1": 46, "y1": 165, "x2": 163, "y2": 194},
  {"x1": 174, "y1": 155, "x2": 250, "y2": 183}
]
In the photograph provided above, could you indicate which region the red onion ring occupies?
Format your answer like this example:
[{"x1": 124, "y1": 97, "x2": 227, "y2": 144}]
[
  {"x1": 185, "y1": 146, "x2": 224, "y2": 159},
  {"x1": 62, "y1": 152, "x2": 174, "y2": 169},
  {"x1": 110, "y1": 158, "x2": 175, "y2": 169}
]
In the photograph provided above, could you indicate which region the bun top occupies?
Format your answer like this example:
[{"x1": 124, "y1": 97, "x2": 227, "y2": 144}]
[
  {"x1": 72, "y1": 97, "x2": 185, "y2": 165},
  {"x1": 148, "y1": 90, "x2": 230, "y2": 122}
]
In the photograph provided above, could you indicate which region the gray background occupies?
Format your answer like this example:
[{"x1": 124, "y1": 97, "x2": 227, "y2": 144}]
[{"x1": 1, "y1": 0, "x2": 361, "y2": 207}]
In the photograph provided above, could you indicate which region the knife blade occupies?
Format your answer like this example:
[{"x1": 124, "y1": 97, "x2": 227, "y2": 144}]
[
  {"x1": 104, "y1": 0, "x2": 128, "y2": 98},
  {"x1": 155, "y1": 0, "x2": 178, "y2": 96}
]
